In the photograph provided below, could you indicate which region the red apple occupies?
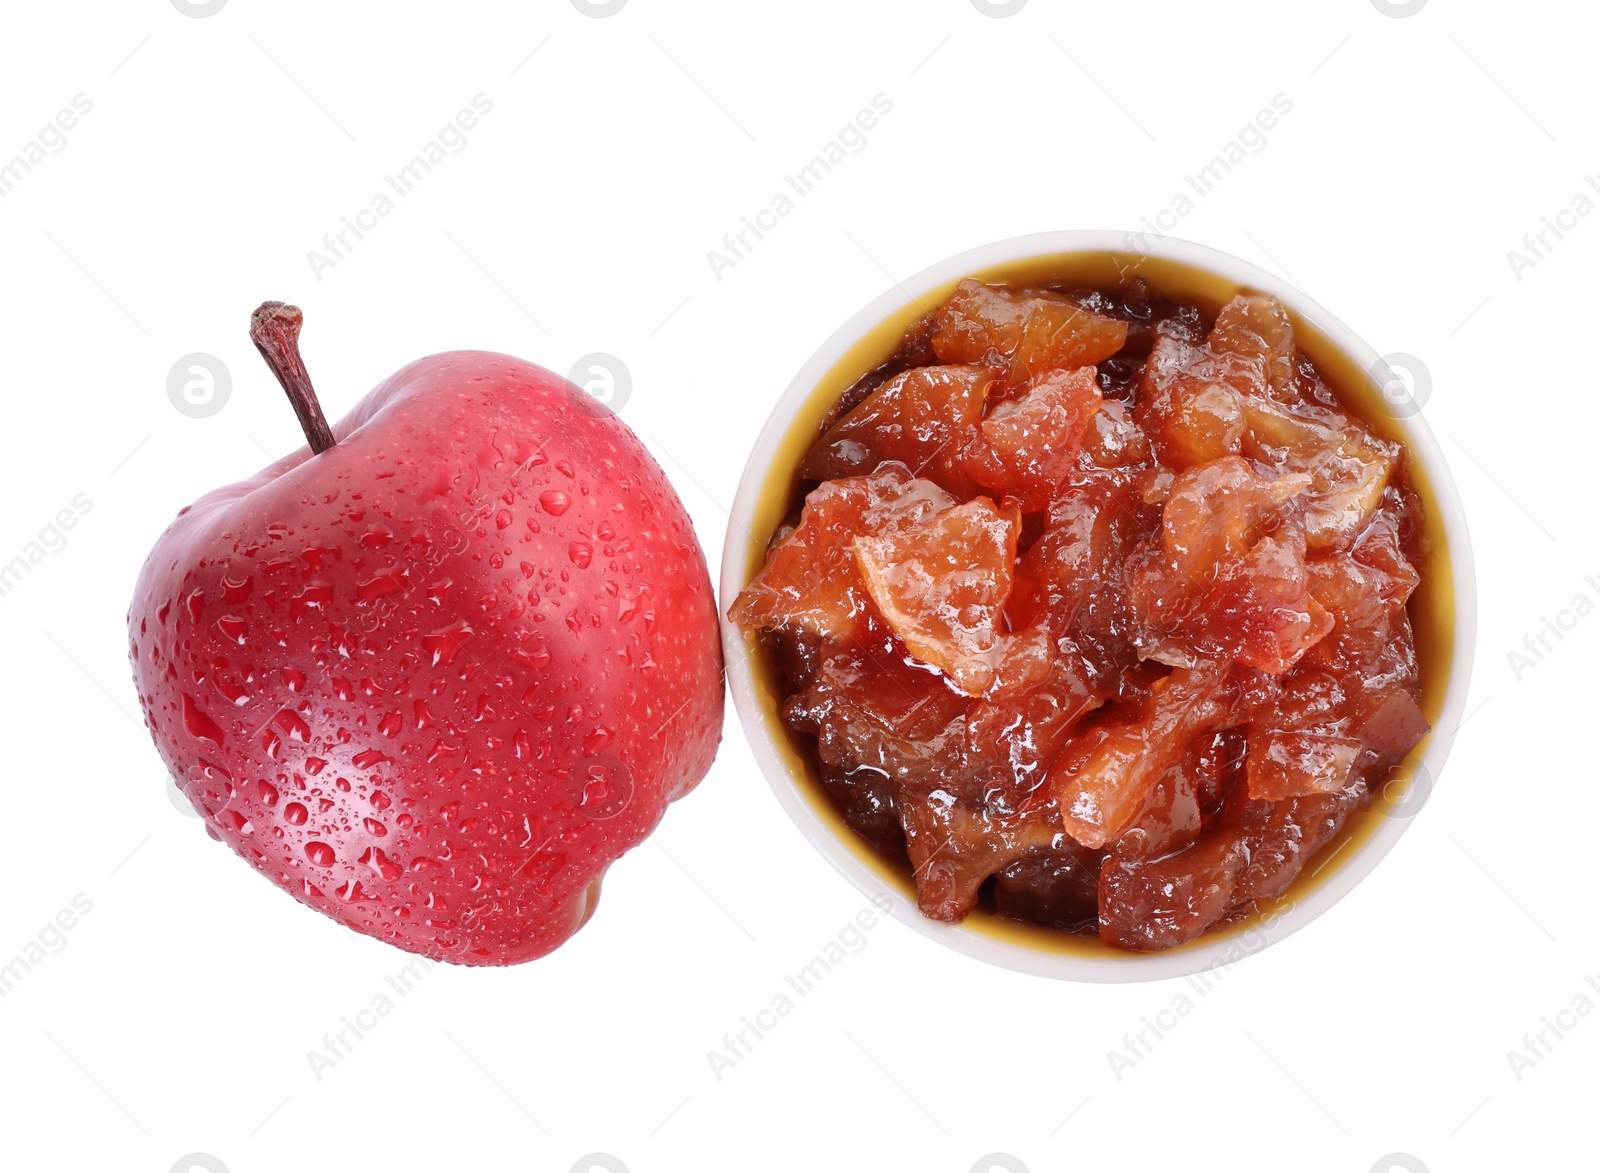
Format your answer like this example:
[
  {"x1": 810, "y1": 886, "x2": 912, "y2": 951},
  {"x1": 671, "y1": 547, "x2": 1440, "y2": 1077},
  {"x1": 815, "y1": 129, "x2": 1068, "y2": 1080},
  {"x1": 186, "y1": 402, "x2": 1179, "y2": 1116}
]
[{"x1": 129, "y1": 303, "x2": 723, "y2": 964}]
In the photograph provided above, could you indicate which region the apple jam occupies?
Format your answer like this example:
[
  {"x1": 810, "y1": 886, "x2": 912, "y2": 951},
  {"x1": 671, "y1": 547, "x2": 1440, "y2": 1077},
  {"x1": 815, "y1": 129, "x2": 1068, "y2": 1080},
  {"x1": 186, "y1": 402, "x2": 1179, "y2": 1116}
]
[{"x1": 730, "y1": 277, "x2": 1431, "y2": 952}]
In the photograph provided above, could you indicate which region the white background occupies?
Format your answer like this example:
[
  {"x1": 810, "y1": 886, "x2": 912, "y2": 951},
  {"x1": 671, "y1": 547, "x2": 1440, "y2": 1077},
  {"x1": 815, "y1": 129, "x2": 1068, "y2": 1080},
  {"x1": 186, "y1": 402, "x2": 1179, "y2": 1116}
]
[{"x1": 0, "y1": 1, "x2": 1592, "y2": 1170}]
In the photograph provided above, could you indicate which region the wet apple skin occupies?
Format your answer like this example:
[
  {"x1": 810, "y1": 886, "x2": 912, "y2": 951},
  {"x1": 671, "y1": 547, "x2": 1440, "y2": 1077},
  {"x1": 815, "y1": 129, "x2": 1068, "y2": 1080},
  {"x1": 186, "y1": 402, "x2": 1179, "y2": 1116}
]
[{"x1": 129, "y1": 351, "x2": 723, "y2": 964}]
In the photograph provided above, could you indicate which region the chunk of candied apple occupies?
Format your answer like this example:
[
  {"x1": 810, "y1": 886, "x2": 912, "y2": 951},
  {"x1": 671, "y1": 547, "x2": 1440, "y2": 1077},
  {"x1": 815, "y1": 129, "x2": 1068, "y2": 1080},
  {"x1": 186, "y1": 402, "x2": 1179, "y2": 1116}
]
[
  {"x1": 1241, "y1": 503, "x2": 1430, "y2": 791},
  {"x1": 1145, "y1": 455, "x2": 1307, "y2": 575},
  {"x1": 929, "y1": 279, "x2": 1129, "y2": 391},
  {"x1": 964, "y1": 642, "x2": 1099, "y2": 814},
  {"x1": 783, "y1": 640, "x2": 972, "y2": 794},
  {"x1": 1209, "y1": 294, "x2": 1298, "y2": 399},
  {"x1": 1111, "y1": 759, "x2": 1205, "y2": 860},
  {"x1": 1127, "y1": 456, "x2": 1332, "y2": 673},
  {"x1": 899, "y1": 791, "x2": 1064, "y2": 921},
  {"x1": 1009, "y1": 468, "x2": 1156, "y2": 687},
  {"x1": 1098, "y1": 782, "x2": 1360, "y2": 951},
  {"x1": 1049, "y1": 662, "x2": 1234, "y2": 849},
  {"x1": 991, "y1": 848, "x2": 1102, "y2": 932},
  {"x1": 1083, "y1": 398, "x2": 1153, "y2": 469},
  {"x1": 1233, "y1": 787, "x2": 1361, "y2": 903},
  {"x1": 1240, "y1": 396, "x2": 1398, "y2": 550},
  {"x1": 728, "y1": 463, "x2": 955, "y2": 640},
  {"x1": 802, "y1": 364, "x2": 994, "y2": 494},
  {"x1": 1245, "y1": 731, "x2": 1361, "y2": 799},
  {"x1": 1098, "y1": 824, "x2": 1246, "y2": 952},
  {"x1": 852, "y1": 497, "x2": 1020, "y2": 696},
  {"x1": 1134, "y1": 335, "x2": 1253, "y2": 469},
  {"x1": 964, "y1": 366, "x2": 1104, "y2": 509}
]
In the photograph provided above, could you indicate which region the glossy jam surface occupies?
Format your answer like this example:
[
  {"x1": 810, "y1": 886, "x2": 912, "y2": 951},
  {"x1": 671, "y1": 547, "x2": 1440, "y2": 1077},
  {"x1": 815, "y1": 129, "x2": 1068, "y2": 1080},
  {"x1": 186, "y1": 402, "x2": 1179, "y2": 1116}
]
[{"x1": 730, "y1": 277, "x2": 1430, "y2": 952}]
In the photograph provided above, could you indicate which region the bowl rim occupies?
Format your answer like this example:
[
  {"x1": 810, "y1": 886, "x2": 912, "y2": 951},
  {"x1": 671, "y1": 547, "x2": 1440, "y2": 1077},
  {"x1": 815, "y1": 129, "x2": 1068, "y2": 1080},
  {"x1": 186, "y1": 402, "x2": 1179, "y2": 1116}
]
[{"x1": 718, "y1": 230, "x2": 1477, "y2": 983}]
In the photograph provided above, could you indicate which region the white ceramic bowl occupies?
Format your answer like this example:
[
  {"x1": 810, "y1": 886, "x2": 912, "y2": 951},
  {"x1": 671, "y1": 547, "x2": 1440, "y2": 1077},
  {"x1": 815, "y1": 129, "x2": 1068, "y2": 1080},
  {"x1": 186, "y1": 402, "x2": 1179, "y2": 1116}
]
[{"x1": 720, "y1": 231, "x2": 1475, "y2": 982}]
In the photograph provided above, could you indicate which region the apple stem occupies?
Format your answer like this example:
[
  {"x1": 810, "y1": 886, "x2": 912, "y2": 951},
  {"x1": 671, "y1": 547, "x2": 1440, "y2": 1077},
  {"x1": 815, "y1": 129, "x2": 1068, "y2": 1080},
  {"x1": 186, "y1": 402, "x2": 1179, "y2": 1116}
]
[{"x1": 250, "y1": 301, "x2": 338, "y2": 455}]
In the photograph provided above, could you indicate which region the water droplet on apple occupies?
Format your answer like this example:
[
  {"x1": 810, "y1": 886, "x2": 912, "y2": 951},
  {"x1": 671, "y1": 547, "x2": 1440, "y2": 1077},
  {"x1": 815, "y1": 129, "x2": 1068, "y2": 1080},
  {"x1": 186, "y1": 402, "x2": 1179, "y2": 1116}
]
[
  {"x1": 272, "y1": 708, "x2": 311, "y2": 743},
  {"x1": 359, "y1": 846, "x2": 403, "y2": 881},
  {"x1": 421, "y1": 619, "x2": 474, "y2": 666},
  {"x1": 306, "y1": 841, "x2": 335, "y2": 866},
  {"x1": 182, "y1": 694, "x2": 226, "y2": 747},
  {"x1": 539, "y1": 490, "x2": 571, "y2": 516},
  {"x1": 568, "y1": 541, "x2": 593, "y2": 569},
  {"x1": 284, "y1": 801, "x2": 309, "y2": 825},
  {"x1": 357, "y1": 570, "x2": 405, "y2": 602},
  {"x1": 572, "y1": 756, "x2": 633, "y2": 820}
]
